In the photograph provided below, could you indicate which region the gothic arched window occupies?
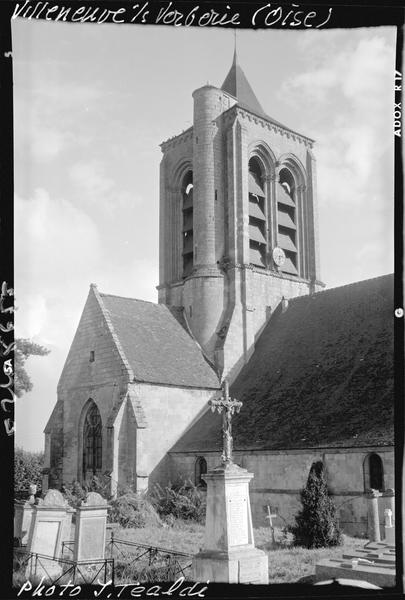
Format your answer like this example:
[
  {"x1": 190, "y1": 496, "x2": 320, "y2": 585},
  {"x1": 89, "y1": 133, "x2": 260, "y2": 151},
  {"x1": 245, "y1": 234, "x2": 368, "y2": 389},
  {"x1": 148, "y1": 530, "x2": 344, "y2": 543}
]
[
  {"x1": 83, "y1": 402, "x2": 102, "y2": 477},
  {"x1": 364, "y1": 453, "x2": 384, "y2": 492},
  {"x1": 182, "y1": 170, "x2": 194, "y2": 278},
  {"x1": 277, "y1": 168, "x2": 298, "y2": 276},
  {"x1": 248, "y1": 157, "x2": 267, "y2": 268},
  {"x1": 195, "y1": 456, "x2": 207, "y2": 487}
]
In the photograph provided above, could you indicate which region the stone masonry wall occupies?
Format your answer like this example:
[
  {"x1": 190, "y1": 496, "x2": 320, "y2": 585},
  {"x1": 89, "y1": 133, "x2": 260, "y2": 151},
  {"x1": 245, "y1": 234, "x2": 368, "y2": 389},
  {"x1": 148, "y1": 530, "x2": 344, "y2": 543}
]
[
  {"x1": 53, "y1": 287, "x2": 130, "y2": 485},
  {"x1": 169, "y1": 447, "x2": 394, "y2": 536},
  {"x1": 133, "y1": 383, "x2": 218, "y2": 488}
]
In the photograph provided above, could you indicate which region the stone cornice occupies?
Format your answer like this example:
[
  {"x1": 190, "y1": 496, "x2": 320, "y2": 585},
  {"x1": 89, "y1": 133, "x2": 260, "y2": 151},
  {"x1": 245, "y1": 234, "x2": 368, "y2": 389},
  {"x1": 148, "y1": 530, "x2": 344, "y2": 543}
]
[
  {"x1": 160, "y1": 126, "x2": 193, "y2": 152},
  {"x1": 222, "y1": 105, "x2": 315, "y2": 148}
]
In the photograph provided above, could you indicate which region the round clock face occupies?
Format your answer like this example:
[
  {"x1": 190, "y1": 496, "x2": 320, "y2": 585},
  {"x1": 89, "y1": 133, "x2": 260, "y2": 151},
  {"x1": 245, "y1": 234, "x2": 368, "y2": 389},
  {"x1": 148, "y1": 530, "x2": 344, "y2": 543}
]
[{"x1": 272, "y1": 247, "x2": 286, "y2": 267}]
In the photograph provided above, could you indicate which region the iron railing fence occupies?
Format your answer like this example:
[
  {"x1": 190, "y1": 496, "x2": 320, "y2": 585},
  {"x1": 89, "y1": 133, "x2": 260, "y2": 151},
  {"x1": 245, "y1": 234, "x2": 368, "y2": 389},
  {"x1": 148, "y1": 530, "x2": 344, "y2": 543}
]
[
  {"x1": 13, "y1": 532, "x2": 193, "y2": 586},
  {"x1": 108, "y1": 532, "x2": 193, "y2": 582},
  {"x1": 13, "y1": 548, "x2": 114, "y2": 586}
]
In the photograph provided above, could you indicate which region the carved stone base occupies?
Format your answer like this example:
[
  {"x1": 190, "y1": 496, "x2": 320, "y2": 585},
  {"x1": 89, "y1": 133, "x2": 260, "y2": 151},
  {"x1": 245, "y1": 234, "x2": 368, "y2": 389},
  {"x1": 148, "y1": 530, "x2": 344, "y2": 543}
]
[{"x1": 193, "y1": 546, "x2": 268, "y2": 584}]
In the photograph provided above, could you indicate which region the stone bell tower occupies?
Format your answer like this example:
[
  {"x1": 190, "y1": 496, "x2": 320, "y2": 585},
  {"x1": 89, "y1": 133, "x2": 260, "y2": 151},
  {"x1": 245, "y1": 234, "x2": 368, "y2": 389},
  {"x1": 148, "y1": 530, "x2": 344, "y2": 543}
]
[{"x1": 158, "y1": 51, "x2": 323, "y2": 382}]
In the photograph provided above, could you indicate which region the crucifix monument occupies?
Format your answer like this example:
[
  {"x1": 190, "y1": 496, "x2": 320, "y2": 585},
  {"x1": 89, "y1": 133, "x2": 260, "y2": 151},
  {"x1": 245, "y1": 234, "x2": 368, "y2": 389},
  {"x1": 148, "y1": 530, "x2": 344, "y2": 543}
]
[
  {"x1": 208, "y1": 380, "x2": 242, "y2": 463},
  {"x1": 192, "y1": 381, "x2": 269, "y2": 584}
]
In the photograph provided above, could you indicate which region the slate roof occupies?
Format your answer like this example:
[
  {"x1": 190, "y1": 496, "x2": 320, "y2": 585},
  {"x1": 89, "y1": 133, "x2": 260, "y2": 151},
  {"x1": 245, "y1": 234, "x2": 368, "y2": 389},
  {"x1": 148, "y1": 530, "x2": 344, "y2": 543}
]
[
  {"x1": 170, "y1": 274, "x2": 394, "y2": 452},
  {"x1": 99, "y1": 293, "x2": 220, "y2": 389},
  {"x1": 221, "y1": 51, "x2": 312, "y2": 141},
  {"x1": 221, "y1": 50, "x2": 266, "y2": 117}
]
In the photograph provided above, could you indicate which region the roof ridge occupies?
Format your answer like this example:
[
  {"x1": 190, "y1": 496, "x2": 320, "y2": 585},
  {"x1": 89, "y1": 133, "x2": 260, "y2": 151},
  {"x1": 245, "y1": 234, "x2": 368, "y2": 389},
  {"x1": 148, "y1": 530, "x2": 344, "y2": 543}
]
[{"x1": 99, "y1": 292, "x2": 159, "y2": 306}]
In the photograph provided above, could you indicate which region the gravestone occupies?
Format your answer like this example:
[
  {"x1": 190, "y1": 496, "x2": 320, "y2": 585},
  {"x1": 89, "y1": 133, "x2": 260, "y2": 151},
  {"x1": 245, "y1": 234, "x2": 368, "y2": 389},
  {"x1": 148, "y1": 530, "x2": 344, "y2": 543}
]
[
  {"x1": 14, "y1": 484, "x2": 36, "y2": 545},
  {"x1": 192, "y1": 382, "x2": 268, "y2": 584},
  {"x1": 25, "y1": 489, "x2": 72, "y2": 579},
  {"x1": 73, "y1": 491, "x2": 109, "y2": 563}
]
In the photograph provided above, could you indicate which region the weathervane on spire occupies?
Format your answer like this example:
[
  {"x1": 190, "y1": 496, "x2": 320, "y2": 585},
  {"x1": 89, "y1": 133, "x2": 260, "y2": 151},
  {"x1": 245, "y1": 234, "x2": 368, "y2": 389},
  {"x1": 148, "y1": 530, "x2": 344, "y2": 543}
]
[
  {"x1": 233, "y1": 29, "x2": 238, "y2": 64},
  {"x1": 209, "y1": 380, "x2": 242, "y2": 464}
]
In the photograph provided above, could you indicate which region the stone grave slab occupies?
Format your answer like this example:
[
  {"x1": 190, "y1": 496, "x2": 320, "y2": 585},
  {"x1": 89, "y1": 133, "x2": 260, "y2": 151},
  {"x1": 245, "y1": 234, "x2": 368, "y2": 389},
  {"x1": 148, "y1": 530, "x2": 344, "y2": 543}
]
[
  {"x1": 315, "y1": 540, "x2": 396, "y2": 588},
  {"x1": 316, "y1": 557, "x2": 395, "y2": 588}
]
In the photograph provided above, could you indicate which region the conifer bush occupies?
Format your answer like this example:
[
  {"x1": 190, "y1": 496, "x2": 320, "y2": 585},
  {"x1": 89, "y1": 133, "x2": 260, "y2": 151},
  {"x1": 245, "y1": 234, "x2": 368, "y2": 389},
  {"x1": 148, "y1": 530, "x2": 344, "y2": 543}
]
[{"x1": 290, "y1": 461, "x2": 342, "y2": 549}]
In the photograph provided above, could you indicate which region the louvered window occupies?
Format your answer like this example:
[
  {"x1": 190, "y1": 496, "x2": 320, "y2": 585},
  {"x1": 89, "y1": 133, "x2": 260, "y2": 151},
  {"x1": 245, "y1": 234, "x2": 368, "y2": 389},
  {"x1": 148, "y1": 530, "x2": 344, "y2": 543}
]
[
  {"x1": 182, "y1": 171, "x2": 194, "y2": 278},
  {"x1": 277, "y1": 170, "x2": 298, "y2": 276},
  {"x1": 248, "y1": 158, "x2": 267, "y2": 268}
]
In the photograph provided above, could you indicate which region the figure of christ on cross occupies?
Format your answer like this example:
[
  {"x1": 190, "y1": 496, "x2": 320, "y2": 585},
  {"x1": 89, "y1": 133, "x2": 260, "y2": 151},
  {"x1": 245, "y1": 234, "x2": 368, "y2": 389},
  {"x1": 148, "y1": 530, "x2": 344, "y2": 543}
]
[{"x1": 209, "y1": 380, "x2": 243, "y2": 464}]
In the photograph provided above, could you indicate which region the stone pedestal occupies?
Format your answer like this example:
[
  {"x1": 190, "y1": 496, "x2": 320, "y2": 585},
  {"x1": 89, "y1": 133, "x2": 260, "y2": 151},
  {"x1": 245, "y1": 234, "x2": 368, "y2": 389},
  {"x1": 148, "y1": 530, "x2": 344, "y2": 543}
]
[
  {"x1": 367, "y1": 489, "x2": 382, "y2": 542},
  {"x1": 192, "y1": 462, "x2": 268, "y2": 584}
]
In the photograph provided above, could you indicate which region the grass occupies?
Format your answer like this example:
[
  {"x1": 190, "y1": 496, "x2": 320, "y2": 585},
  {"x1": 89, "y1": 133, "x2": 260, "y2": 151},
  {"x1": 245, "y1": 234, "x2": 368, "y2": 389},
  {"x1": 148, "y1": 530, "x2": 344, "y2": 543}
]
[
  {"x1": 107, "y1": 520, "x2": 367, "y2": 584},
  {"x1": 14, "y1": 518, "x2": 367, "y2": 586}
]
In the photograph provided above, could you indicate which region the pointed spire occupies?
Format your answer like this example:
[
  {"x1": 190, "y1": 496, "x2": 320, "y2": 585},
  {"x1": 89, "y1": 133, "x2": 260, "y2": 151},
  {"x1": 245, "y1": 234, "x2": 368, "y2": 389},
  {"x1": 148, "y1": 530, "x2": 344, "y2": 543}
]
[
  {"x1": 233, "y1": 30, "x2": 238, "y2": 65},
  {"x1": 221, "y1": 48, "x2": 265, "y2": 117}
]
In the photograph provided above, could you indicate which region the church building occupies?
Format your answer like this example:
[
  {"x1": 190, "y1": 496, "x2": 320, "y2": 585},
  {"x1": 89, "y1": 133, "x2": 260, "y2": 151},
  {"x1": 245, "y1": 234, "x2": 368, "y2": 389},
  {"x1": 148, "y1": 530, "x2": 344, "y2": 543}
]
[{"x1": 43, "y1": 52, "x2": 394, "y2": 536}]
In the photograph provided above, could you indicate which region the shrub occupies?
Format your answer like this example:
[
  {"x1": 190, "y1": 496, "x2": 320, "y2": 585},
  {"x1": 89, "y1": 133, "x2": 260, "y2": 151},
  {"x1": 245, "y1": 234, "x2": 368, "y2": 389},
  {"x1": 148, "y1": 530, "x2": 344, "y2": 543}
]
[
  {"x1": 150, "y1": 481, "x2": 206, "y2": 524},
  {"x1": 290, "y1": 461, "x2": 342, "y2": 549},
  {"x1": 62, "y1": 476, "x2": 110, "y2": 507},
  {"x1": 108, "y1": 491, "x2": 161, "y2": 528},
  {"x1": 14, "y1": 447, "x2": 44, "y2": 500},
  {"x1": 62, "y1": 480, "x2": 87, "y2": 507}
]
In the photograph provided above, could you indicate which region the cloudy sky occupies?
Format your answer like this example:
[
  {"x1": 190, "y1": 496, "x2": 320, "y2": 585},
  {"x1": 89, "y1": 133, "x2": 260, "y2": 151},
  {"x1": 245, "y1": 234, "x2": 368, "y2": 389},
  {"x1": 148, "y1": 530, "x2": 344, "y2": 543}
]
[{"x1": 12, "y1": 19, "x2": 396, "y2": 451}]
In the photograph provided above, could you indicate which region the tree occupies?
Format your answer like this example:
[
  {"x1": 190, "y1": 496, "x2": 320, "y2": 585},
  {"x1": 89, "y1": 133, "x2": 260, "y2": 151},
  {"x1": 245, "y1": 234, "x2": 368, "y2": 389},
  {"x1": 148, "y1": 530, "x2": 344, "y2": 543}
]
[
  {"x1": 14, "y1": 338, "x2": 50, "y2": 398},
  {"x1": 14, "y1": 447, "x2": 44, "y2": 499},
  {"x1": 290, "y1": 461, "x2": 342, "y2": 549}
]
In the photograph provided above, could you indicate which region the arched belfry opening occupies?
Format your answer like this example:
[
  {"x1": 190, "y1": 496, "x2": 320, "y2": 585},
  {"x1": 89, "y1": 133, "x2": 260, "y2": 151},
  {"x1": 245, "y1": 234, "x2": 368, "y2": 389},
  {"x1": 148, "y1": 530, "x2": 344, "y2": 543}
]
[
  {"x1": 248, "y1": 156, "x2": 267, "y2": 268},
  {"x1": 82, "y1": 400, "x2": 102, "y2": 482},
  {"x1": 277, "y1": 167, "x2": 298, "y2": 276},
  {"x1": 182, "y1": 170, "x2": 194, "y2": 278}
]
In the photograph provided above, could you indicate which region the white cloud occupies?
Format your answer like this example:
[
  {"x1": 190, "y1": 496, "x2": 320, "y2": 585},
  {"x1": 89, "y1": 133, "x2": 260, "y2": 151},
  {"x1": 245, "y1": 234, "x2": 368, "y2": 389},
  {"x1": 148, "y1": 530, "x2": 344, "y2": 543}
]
[
  {"x1": 15, "y1": 188, "x2": 102, "y2": 343},
  {"x1": 281, "y1": 34, "x2": 394, "y2": 209},
  {"x1": 69, "y1": 161, "x2": 115, "y2": 197}
]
